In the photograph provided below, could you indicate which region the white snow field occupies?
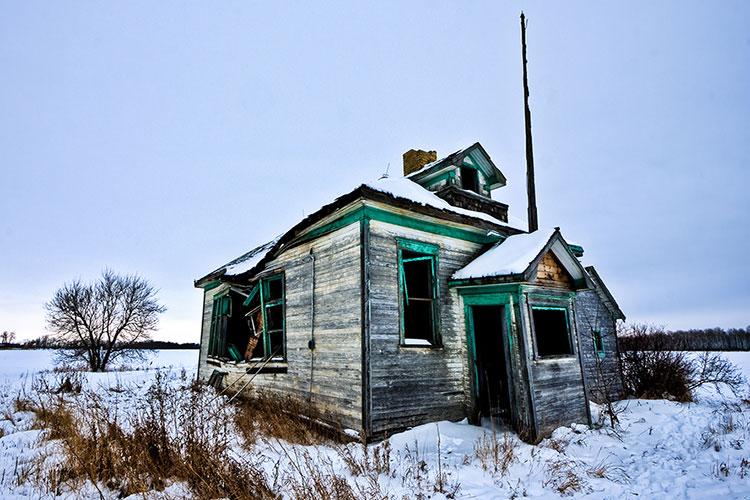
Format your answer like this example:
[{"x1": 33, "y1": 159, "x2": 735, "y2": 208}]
[{"x1": 1, "y1": 349, "x2": 750, "y2": 499}]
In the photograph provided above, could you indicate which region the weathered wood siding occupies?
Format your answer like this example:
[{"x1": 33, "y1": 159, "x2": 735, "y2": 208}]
[
  {"x1": 367, "y1": 219, "x2": 484, "y2": 438},
  {"x1": 519, "y1": 289, "x2": 589, "y2": 438},
  {"x1": 574, "y1": 290, "x2": 623, "y2": 402},
  {"x1": 197, "y1": 222, "x2": 363, "y2": 430}
]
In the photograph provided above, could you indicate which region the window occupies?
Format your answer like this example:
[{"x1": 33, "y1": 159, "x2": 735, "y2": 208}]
[
  {"x1": 398, "y1": 240, "x2": 439, "y2": 346},
  {"x1": 460, "y1": 166, "x2": 480, "y2": 194},
  {"x1": 531, "y1": 306, "x2": 573, "y2": 357},
  {"x1": 261, "y1": 275, "x2": 285, "y2": 359},
  {"x1": 592, "y1": 328, "x2": 605, "y2": 358},
  {"x1": 207, "y1": 273, "x2": 286, "y2": 362}
]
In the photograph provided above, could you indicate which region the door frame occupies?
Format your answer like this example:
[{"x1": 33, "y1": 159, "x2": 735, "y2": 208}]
[{"x1": 463, "y1": 292, "x2": 518, "y2": 427}]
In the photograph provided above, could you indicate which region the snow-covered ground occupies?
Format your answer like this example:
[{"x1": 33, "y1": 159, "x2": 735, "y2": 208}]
[{"x1": 1, "y1": 349, "x2": 750, "y2": 498}]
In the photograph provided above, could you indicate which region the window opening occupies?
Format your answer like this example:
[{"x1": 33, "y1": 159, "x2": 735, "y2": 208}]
[
  {"x1": 207, "y1": 274, "x2": 286, "y2": 362},
  {"x1": 460, "y1": 166, "x2": 480, "y2": 194},
  {"x1": 592, "y1": 328, "x2": 605, "y2": 358},
  {"x1": 399, "y1": 243, "x2": 439, "y2": 345},
  {"x1": 531, "y1": 307, "x2": 572, "y2": 357}
]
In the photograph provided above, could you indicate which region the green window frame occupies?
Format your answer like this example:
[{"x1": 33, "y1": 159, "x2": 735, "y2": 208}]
[
  {"x1": 398, "y1": 239, "x2": 440, "y2": 346},
  {"x1": 242, "y1": 273, "x2": 286, "y2": 361},
  {"x1": 208, "y1": 292, "x2": 231, "y2": 358},
  {"x1": 530, "y1": 305, "x2": 574, "y2": 358},
  {"x1": 592, "y1": 328, "x2": 605, "y2": 358}
]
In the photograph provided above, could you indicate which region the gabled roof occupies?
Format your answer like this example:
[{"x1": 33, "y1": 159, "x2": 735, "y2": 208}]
[
  {"x1": 195, "y1": 176, "x2": 523, "y2": 287},
  {"x1": 406, "y1": 142, "x2": 507, "y2": 189},
  {"x1": 585, "y1": 266, "x2": 626, "y2": 321},
  {"x1": 451, "y1": 228, "x2": 592, "y2": 288}
]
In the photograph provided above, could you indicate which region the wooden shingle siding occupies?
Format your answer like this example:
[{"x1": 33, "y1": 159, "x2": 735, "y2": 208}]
[
  {"x1": 197, "y1": 223, "x2": 363, "y2": 431},
  {"x1": 534, "y1": 251, "x2": 573, "y2": 289},
  {"x1": 574, "y1": 290, "x2": 623, "y2": 402},
  {"x1": 367, "y1": 219, "x2": 483, "y2": 438}
]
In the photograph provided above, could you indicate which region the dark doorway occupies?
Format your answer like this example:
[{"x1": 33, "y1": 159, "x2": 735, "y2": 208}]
[{"x1": 470, "y1": 305, "x2": 511, "y2": 420}]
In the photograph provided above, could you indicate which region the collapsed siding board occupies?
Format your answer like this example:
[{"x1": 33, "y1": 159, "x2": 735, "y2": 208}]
[
  {"x1": 519, "y1": 290, "x2": 589, "y2": 437},
  {"x1": 574, "y1": 290, "x2": 623, "y2": 401},
  {"x1": 367, "y1": 219, "x2": 483, "y2": 436},
  {"x1": 530, "y1": 359, "x2": 588, "y2": 435},
  {"x1": 196, "y1": 223, "x2": 363, "y2": 430}
]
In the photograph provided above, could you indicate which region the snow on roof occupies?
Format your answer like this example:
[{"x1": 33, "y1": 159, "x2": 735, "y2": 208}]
[
  {"x1": 365, "y1": 176, "x2": 506, "y2": 225},
  {"x1": 222, "y1": 236, "x2": 281, "y2": 277},
  {"x1": 201, "y1": 176, "x2": 512, "y2": 284},
  {"x1": 452, "y1": 229, "x2": 555, "y2": 279}
]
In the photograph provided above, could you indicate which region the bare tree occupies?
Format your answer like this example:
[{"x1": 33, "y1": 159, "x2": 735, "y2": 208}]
[{"x1": 45, "y1": 270, "x2": 166, "y2": 371}]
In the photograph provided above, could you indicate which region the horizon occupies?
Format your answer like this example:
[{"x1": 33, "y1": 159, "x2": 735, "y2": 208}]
[{"x1": 1, "y1": 1, "x2": 748, "y2": 342}]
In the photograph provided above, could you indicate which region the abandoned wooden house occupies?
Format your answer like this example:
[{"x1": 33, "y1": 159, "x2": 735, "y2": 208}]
[{"x1": 194, "y1": 142, "x2": 625, "y2": 442}]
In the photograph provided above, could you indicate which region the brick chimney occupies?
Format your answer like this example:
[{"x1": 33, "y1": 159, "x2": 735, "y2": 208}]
[{"x1": 402, "y1": 149, "x2": 437, "y2": 176}]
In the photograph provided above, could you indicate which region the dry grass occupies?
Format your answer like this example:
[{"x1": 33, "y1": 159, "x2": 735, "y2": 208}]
[
  {"x1": 474, "y1": 430, "x2": 517, "y2": 475},
  {"x1": 233, "y1": 389, "x2": 341, "y2": 446},
  {"x1": 544, "y1": 459, "x2": 585, "y2": 496},
  {"x1": 25, "y1": 372, "x2": 276, "y2": 499}
]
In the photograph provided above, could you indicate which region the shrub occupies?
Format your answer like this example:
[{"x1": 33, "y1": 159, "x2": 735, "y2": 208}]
[{"x1": 619, "y1": 324, "x2": 745, "y2": 401}]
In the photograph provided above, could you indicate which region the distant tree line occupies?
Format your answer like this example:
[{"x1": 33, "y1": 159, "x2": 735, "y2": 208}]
[
  {"x1": 1, "y1": 334, "x2": 198, "y2": 350},
  {"x1": 618, "y1": 324, "x2": 750, "y2": 351}
]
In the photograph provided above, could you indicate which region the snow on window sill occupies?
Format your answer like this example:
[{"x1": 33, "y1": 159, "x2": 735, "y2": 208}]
[
  {"x1": 401, "y1": 338, "x2": 436, "y2": 347},
  {"x1": 534, "y1": 354, "x2": 577, "y2": 363}
]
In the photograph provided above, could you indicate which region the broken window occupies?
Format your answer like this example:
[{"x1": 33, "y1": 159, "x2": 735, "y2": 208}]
[
  {"x1": 398, "y1": 240, "x2": 439, "y2": 346},
  {"x1": 460, "y1": 166, "x2": 480, "y2": 194},
  {"x1": 531, "y1": 307, "x2": 573, "y2": 357},
  {"x1": 207, "y1": 273, "x2": 286, "y2": 363},
  {"x1": 262, "y1": 274, "x2": 285, "y2": 359}
]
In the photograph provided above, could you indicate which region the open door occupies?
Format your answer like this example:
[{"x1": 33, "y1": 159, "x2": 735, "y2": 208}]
[{"x1": 469, "y1": 305, "x2": 511, "y2": 423}]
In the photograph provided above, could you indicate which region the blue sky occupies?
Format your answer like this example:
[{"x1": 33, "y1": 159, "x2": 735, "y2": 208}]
[{"x1": 1, "y1": 1, "x2": 748, "y2": 341}]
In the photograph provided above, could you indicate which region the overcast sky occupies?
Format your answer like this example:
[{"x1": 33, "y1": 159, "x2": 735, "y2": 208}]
[{"x1": 1, "y1": 1, "x2": 748, "y2": 341}]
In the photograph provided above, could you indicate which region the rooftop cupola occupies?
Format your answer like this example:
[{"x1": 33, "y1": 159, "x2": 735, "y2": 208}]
[{"x1": 403, "y1": 142, "x2": 510, "y2": 223}]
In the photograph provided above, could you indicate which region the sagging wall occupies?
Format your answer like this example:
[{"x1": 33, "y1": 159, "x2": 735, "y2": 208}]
[
  {"x1": 574, "y1": 290, "x2": 623, "y2": 402},
  {"x1": 519, "y1": 288, "x2": 590, "y2": 438},
  {"x1": 197, "y1": 222, "x2": 363, "y2": 431},
  {"x1": 366, "y1": 218, "x2": 484, "y2": 438}
]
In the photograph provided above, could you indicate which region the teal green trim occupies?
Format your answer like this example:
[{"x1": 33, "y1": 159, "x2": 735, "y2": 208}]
[
  {"x1": 530, "y1": 305, "x2": 574, "y2": 358},
  {"x1": 463, "y1": 298, "x2": 515, "y2": 402},
  {"x1": 397, "y1": 237, "x2": 439, "y2": 255},
  {"x1": 295, "y1": 205, "x2": 504, "y2": 247},
  {"x1": 592, "y1": 328, "x2": 605, "y2": 357},
  {"x1": 568, "y1": 244, "x2": 584, "y2": 257},
  {"x1": 364, "y1": 206, "x2": 501, "y2": 244},
  {"x1": 423, "y1": 169, "x2": 456, "y2": 189},
  {"x1": 530, "y1": 305, "x2": 567, "y2": 311},
  {"x1": 398, "y1": 239, "x2": 440, "y2": 346},
  {"x1": 525, "y1": 290, "x2": 575, "y2": 301},
  {"x1": 461, "y1": 292, "x2": 516, "y2": 306},
  {"x1": 201, "y1": 280, "x2": 221, "y2": 291},
  {"x1": 242, "y1": 284, "x2": 260, "y2": 307},
  {"x1": 298, "y1": 208, "x2": 365, "y2": 244},
  {"x1": 259, "y1": 273, "x2": 285, "y2": 359},
  {"x1": 457, "y1": 284, "x2": 521, "y2": 296}
]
